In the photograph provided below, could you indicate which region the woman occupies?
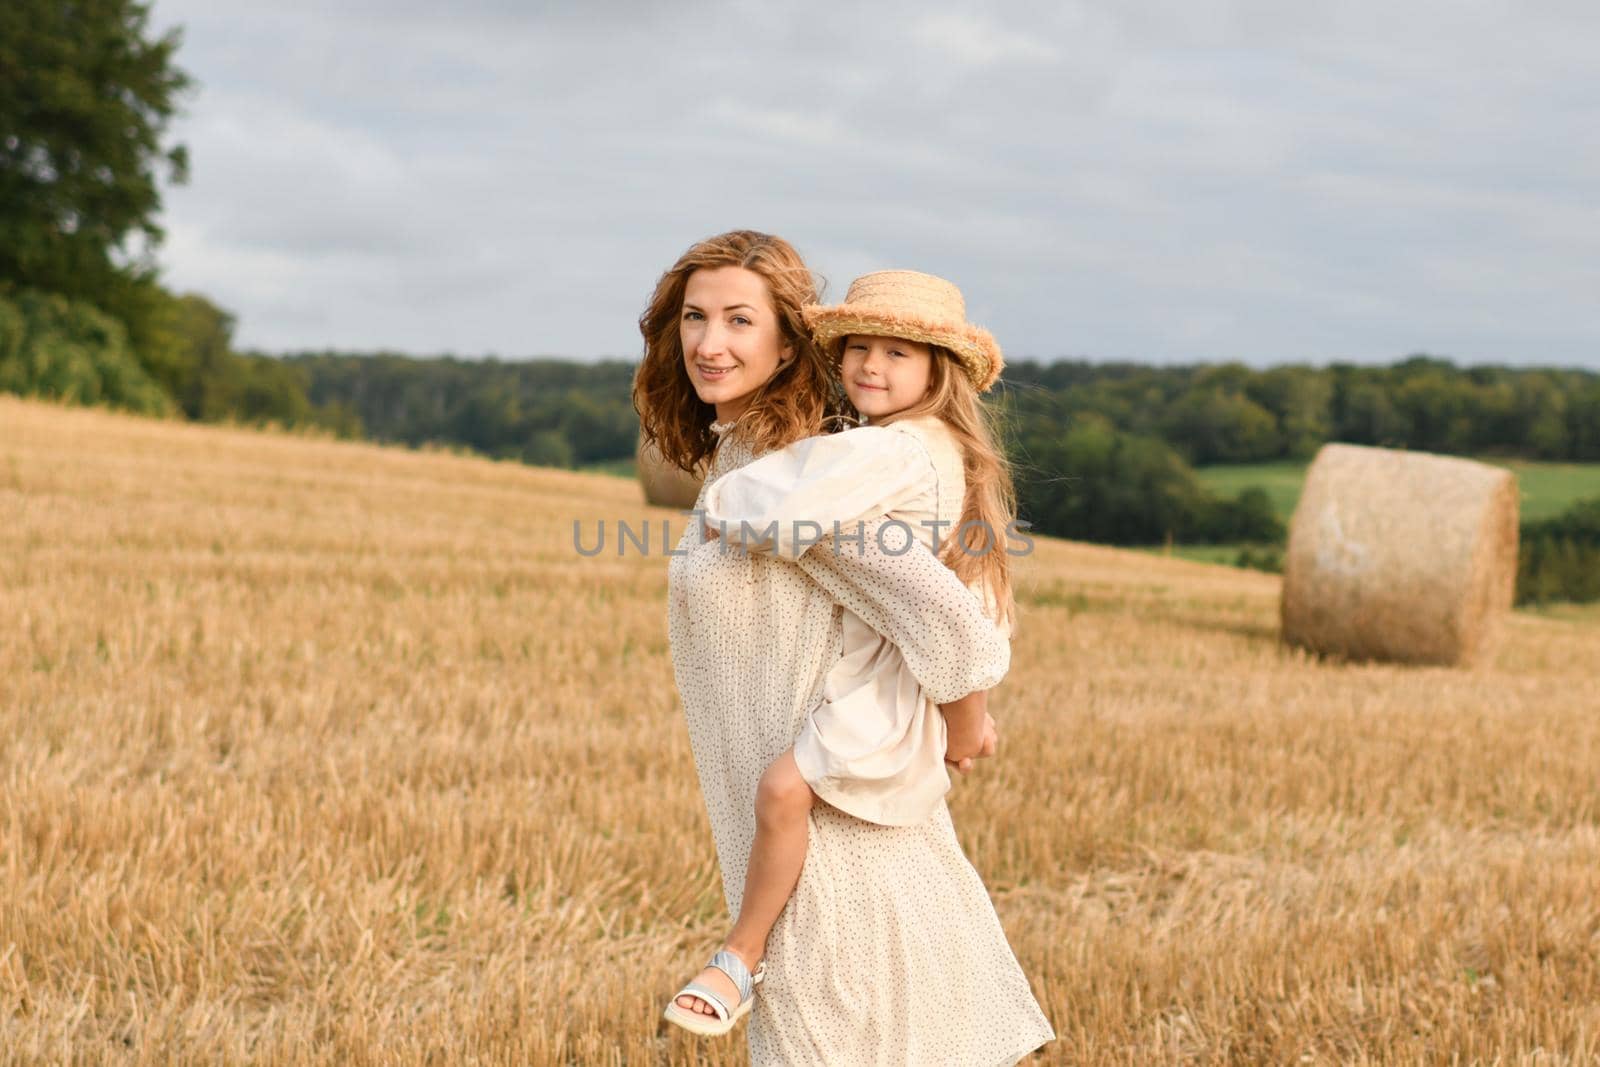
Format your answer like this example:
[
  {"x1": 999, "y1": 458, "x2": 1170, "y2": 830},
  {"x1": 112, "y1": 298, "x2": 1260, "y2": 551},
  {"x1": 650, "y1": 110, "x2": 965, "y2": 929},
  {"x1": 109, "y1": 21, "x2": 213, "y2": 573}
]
[{"x1": 635, "y1": 230, "x2": 1054, "y2": 1064}]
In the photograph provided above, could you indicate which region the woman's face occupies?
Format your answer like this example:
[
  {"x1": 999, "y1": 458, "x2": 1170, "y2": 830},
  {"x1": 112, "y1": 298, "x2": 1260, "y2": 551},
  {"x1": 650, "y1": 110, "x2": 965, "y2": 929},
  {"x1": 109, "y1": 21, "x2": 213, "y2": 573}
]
[
  {"x1": 841, "y1": 334, "x2": 933, "y2": 420},
  {"x1": 680, "y1": 267, "x2": 793, "y2": 423}
]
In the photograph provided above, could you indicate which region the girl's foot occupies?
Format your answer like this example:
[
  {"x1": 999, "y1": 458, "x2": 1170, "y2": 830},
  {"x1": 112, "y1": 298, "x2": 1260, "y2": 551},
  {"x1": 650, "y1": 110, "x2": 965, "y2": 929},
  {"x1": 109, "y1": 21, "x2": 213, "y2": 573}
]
[{"x1": 673, "y1": 945, "x2": 758, "y2": 1019}]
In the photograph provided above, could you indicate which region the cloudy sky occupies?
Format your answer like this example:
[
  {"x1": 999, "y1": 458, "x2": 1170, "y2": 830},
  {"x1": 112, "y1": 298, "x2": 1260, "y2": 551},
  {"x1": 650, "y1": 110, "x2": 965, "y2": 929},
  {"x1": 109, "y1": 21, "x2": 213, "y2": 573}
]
[{"x1": 146, "y1": 1, "x2": 1600, "y2": 368}]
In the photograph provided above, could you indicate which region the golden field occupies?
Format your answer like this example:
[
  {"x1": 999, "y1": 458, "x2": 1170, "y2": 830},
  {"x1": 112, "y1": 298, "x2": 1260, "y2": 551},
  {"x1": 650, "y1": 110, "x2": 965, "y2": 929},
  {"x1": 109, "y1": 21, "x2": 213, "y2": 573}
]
[{"x1": 3, "y1": 393, "x2": 1600, "y2": 1066}]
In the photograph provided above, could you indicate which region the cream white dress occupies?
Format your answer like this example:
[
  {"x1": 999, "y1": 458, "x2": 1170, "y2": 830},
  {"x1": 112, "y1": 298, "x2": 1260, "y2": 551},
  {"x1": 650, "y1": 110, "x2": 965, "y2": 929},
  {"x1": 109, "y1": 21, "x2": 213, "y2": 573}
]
[
  {"x1": 701, "y1": 415, "x2": 996, "y2": 826},
  {"x1": 669, "y1": 423, "x2": 1054, "y2": 1066}
]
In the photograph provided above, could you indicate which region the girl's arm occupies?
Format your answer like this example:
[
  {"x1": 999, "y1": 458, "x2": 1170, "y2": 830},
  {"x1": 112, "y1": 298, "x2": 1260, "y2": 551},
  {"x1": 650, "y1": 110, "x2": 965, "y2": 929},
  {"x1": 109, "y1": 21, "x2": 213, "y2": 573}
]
[
  {"x1": 947, "y1": 713, "x2": 998, "y2": 776},
  {"x1": 701, "y1": 427, "x2": 931, "y2": 558},
  {"x1": 795, "y1": 518, "x2": 1009, "y2": 706},
  {"x1": 939, "y1": 688, "x2": 989, "y2": 763}
]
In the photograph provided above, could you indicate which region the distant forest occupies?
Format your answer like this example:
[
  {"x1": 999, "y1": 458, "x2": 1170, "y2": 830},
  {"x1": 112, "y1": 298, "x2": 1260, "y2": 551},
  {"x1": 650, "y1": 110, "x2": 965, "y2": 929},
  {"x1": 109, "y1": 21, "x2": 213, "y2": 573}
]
[{"x1": 283, "y1": 352, "x2": 1600, "y2": 473}]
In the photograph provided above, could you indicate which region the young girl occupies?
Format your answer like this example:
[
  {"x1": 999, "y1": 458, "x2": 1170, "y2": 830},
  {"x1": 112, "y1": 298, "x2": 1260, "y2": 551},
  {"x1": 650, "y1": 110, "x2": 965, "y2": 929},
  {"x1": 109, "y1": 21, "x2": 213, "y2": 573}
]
[{"x1": 664, "y1": 269, "x2": 1018, "y2": 1036}]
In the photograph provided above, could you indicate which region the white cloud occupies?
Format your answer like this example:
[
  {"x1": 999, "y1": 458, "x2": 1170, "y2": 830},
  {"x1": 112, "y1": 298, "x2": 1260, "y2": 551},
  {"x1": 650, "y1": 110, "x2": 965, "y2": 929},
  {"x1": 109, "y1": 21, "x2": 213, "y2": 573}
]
[
  {"x1": 911, "y1": 11, "x2": 1062, "y2": 66},
  {"x1": 703, "y1": 100, "x2": 851, "y2": 149}
]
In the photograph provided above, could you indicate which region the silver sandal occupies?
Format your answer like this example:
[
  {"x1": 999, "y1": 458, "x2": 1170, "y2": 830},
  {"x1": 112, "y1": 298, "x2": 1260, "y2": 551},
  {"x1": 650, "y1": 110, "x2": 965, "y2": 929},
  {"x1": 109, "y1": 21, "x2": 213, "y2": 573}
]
[{"x1": 662, "y1": 949, "x2": 765, "y2": 1037}]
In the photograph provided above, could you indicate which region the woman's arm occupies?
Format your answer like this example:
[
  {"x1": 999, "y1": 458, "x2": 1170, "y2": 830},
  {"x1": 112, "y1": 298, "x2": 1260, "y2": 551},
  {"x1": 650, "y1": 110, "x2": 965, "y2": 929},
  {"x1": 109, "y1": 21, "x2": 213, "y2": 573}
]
[{"x1": 795, "y1": 518, "x2": 1009, "y2": 705}]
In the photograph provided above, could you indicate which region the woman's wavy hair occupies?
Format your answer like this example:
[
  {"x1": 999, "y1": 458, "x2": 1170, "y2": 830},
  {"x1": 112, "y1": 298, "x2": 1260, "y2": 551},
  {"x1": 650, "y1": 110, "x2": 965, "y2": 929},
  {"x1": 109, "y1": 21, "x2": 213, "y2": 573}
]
[
  {"x1": 850, "y1": 343, "x2": 1017, "y2": 626},
  {"x1": 633, "y1": 230, "x2": 835, "y2": 472}
]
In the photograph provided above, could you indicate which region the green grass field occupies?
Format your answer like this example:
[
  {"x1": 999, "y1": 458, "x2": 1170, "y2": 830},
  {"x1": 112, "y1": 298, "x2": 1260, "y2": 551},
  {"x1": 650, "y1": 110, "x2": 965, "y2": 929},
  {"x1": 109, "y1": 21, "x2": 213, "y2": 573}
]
[{"x1": 1197, "y1": 457, "x2": 1600, "y2": 523}]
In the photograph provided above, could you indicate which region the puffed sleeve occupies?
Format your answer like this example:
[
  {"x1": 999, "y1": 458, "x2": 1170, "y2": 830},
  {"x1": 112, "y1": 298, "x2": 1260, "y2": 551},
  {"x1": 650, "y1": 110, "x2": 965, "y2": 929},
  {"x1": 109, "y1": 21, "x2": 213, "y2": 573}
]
[
  {"x1": 796, "y1": 519, "x2": 1009, "y2": 704},
  {"x1": 701, "y1": 427, "x2": 932, "y2": 559}
]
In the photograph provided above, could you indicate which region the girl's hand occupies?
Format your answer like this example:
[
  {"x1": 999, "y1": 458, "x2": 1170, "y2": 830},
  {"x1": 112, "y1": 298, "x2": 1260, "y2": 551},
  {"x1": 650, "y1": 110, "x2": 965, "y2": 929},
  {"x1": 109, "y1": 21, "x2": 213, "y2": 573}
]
[
  {"x1": 940, "y1": 690, "x2": 989, "y2": 764},
  {"x1": 947, "y1": 713, "x2": 998, "y2": 776}
]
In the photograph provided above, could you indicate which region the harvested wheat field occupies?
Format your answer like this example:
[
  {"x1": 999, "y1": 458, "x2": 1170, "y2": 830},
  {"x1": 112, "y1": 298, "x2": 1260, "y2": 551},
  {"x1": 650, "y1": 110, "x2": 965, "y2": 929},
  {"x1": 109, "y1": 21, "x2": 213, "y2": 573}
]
[{"x1": 3, "y1": 393, "x2": 1600, "y2": 1066}]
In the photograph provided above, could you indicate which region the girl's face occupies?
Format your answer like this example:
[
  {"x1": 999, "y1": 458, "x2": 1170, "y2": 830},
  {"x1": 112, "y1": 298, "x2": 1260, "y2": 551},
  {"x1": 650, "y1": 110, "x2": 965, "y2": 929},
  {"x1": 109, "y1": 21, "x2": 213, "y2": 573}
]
[
  {"x1": 840, "y1": 334, "x2": 933, "y2": 420},
  {"x1": 680, "y1": 266, "x2": 794, "y2": 423}
]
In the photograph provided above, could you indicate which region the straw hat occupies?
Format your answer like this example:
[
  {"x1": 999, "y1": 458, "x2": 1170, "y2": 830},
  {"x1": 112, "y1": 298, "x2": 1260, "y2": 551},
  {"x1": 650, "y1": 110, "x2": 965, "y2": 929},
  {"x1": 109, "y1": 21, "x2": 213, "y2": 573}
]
[{"x1": 802, "y1": 270, "x2": 1004, "y2": 393}]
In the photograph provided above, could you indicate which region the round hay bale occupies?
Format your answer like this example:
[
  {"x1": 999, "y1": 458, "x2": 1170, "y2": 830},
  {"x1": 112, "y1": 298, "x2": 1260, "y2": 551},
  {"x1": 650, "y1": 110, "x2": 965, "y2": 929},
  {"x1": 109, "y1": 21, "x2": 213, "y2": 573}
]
[
  {"x1": 1280, "y1": 443, "x2": 1518, "y2": 666},
  {"x1": 636, "y1": 434, "x2": 704, "y2": 509}
]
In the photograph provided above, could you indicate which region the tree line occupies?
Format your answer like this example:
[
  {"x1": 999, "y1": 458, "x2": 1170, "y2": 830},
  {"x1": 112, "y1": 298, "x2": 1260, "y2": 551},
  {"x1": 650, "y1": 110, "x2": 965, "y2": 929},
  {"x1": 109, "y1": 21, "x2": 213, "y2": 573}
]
[
  {"x1": 286, "y1": 353, "x2": 636, "y2": 468},
  {"x1": 998, "y1": 358, "x2": 1600, "y2": 552},
  {"x1": 275, "y1": 354, "x2": 1600, "y2": 481},
  {"x1": 1002, "y1": 357, "x2": 1600, "y2": 465}
]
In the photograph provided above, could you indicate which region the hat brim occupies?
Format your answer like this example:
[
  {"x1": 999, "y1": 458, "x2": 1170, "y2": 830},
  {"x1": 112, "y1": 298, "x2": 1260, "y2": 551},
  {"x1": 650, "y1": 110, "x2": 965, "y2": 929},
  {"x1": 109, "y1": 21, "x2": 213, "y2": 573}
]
[{"x1": 801, "y1": 304, "x2": 1004, "y2": 393}]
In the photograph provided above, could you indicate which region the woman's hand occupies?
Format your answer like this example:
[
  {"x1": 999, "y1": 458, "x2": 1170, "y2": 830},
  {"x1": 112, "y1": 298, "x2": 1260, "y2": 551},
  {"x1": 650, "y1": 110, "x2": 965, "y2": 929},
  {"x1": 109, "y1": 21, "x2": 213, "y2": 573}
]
[{"x1": 946, "y1": 713, "x2": 998, "y2": 776}]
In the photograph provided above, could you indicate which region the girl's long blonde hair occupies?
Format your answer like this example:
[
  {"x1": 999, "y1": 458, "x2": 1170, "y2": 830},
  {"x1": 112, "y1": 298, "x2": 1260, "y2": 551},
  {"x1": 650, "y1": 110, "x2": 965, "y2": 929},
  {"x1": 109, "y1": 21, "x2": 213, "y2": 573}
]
[
  {"x1": 633, "y1": 230, "x2": 833, "y2": 472},
  {"x1": 865, "y1": 346, "x2": 1017, "y2": 626}
]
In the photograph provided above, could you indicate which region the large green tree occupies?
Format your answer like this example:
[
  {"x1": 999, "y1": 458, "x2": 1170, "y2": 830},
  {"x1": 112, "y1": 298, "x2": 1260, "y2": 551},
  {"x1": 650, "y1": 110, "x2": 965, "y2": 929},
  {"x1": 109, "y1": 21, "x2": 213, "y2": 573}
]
[{"x1": 0, "y1": 0, "x2": 191, "y2": 380}]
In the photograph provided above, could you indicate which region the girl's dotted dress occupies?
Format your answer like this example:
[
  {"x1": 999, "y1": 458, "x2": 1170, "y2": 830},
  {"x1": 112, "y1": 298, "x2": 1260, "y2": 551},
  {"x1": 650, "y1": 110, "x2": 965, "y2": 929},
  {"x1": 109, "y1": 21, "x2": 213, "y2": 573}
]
[{"x1": 667, "y1": 423, "x2": 1054, "y2": 1066}]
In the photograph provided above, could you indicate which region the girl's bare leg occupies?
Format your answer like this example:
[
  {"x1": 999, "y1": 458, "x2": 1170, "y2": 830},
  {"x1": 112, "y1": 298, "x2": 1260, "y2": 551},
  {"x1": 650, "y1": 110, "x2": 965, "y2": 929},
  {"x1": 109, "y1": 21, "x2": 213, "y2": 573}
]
[{"x1": 674, "y1": 748, "x2": 815, "y2": 1018}]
